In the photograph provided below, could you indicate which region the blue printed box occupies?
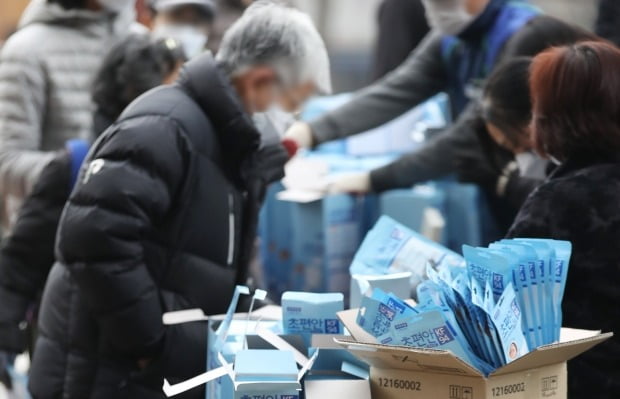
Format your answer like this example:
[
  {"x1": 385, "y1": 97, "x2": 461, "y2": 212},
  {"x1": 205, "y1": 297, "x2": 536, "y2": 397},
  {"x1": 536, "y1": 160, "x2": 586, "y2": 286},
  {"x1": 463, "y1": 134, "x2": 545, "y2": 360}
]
[{"x1": 282, "y1": 292, "x2": 344, "y2": 344}]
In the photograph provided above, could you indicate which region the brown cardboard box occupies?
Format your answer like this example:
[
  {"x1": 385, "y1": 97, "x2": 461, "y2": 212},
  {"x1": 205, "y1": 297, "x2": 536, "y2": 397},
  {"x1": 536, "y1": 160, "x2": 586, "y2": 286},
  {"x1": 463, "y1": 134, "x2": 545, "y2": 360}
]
[{"x1": 337, "y1": 309, "x2": 612, "y2": 399}]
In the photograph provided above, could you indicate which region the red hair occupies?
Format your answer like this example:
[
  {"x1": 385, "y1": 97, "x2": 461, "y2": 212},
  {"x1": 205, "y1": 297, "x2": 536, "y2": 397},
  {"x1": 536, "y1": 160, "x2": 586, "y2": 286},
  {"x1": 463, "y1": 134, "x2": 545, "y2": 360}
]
[{"x1": 530, "y1": 41, "x2": 620, "y2": 161}]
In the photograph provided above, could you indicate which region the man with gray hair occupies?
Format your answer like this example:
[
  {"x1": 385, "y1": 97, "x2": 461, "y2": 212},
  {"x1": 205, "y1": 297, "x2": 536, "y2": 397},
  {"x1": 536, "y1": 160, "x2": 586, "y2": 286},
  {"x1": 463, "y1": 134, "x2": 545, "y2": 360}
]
[{"x1": 27, "y1": 3, "x2": 330, "y2": 398}]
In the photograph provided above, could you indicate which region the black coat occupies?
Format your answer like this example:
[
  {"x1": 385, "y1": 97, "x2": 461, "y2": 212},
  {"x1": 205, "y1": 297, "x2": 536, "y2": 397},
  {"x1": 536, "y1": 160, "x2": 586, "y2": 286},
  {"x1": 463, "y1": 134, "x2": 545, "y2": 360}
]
[
  {"x1": 371, "y1": 0, "x2": 429, "y2": 81},
  {"x1": 28, "y1": 53, "x2": 277, "y2": 399},
  {"x1": 0, "y1": 153, "x2": 71, "y2": 353},
  {"x1": 507, "y1": 155, "x2": 620, "y2": 399}
]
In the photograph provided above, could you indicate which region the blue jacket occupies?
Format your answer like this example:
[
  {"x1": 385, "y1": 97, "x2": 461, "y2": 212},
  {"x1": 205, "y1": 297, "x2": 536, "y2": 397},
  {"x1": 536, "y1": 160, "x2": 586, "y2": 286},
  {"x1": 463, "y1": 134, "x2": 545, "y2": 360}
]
[{"x1": 442, "y1": 0, "x2": 541, "y2": 115}]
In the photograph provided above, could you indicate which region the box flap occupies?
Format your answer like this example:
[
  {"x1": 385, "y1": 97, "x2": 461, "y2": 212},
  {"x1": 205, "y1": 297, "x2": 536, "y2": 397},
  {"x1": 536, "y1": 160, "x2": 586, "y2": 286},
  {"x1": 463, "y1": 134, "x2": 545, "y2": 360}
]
[
  {"x1": 256, "y1": 328, "x2": 310, "y2": 367},
  {"x1": 491, "y1": 330, "x2": 613, "y2": 376},
  {"x1": 335, "y1": 338, "x2": 483, "y2": 377},
  {"x1": 311, "y1": 334, "x2": 349, "y2": 349},
  {"x1": 162, "y1": 309, "x2": 208, "y2": 325},
  {"x1": 235, "y1": 381, "x2": 301, "y2": 392},
  {"x1": 251, "y1": 305, "x2": 282, "y2": 321},
  {"x1": 162, "y1": 367, "x2": 229, "y2": 397},
  {"x1": 305, "y1": 379, "x2": 371, "y2": 399},
  {"x1": 337, "y1": 309, "x2": 379, "y2": 344}
]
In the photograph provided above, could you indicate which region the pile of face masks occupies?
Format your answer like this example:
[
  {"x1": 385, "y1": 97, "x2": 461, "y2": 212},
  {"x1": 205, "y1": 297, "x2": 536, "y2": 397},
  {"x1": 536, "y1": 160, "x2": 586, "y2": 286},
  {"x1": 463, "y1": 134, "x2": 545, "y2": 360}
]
[{"x1": 356, "y1": 238, "x2": 571, "y2": 375}]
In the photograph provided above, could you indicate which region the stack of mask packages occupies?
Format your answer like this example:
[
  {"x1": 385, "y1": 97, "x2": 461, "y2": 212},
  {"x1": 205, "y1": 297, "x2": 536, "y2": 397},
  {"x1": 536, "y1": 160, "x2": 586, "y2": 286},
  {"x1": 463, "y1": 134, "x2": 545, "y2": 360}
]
[{"x1": 357, "y1": 238, "x2": 571, "y2": 375}]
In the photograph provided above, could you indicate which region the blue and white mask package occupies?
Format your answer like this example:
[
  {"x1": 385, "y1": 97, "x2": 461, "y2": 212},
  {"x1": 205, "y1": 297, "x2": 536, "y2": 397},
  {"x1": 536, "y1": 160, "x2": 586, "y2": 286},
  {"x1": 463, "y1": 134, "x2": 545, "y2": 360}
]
[
  {"x1": 353, "y1": 238, "x2": 572, "y2": 376},
  {"x1": 350, "y1": 216, "x2": 465, "y2": 294},
  {"x1": 282, "y1": 292, "x2": 344, "y2": 344}
]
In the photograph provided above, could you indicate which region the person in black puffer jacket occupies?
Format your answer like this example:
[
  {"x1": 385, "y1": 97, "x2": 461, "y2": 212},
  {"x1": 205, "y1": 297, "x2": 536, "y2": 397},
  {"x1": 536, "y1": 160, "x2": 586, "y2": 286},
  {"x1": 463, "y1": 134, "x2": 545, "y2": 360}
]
[
  {"x1": 0, "y1": 35, "x2": 186, "y2": 388},
  {"x1": 507, "y1": 41, "x2": 620, "y2": 398},
  {"x1": 27, "y1": 3, "x2": 331, "y2": 399}
]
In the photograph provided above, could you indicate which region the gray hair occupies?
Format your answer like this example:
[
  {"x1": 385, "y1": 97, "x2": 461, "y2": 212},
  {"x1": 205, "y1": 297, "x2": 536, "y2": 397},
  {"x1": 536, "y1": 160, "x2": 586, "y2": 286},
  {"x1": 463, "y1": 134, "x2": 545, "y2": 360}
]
[{"x1": 216, "y1": 1, "x2": 331, "y2": 94}]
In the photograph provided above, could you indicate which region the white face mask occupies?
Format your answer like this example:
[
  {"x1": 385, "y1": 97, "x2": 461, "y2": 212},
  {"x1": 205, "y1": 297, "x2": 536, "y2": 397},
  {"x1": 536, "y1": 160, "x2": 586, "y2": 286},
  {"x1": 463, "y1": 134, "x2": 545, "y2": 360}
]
[
  {"x1": 422, "y1": 0, "x2": 475, "y2": 36},
  {"x1": 98, "y1": 0, "x2": 132, "y2": 13},
  {"x1": 153, "y1": 24, "x2": 208, "y2": 59},
  {"x1": 253, "y1": 105, "x2": 297, "y2": 146},
  {"x1": 515, "y1": 151, "x2": 548, "y2": 179}
]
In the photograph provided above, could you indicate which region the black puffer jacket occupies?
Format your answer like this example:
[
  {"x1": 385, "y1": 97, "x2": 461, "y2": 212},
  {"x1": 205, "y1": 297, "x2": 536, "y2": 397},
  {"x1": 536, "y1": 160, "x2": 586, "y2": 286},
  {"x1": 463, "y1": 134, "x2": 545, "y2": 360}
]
[
  {"x1": 28, "y1": 54, "x2": 276, "y2": 399},
  {"x1": 0, "y1": 153, "x2": 71, "y2": 353},
  {"x1": 507, "y1": 154, "x2": 620, "y2": 399}
]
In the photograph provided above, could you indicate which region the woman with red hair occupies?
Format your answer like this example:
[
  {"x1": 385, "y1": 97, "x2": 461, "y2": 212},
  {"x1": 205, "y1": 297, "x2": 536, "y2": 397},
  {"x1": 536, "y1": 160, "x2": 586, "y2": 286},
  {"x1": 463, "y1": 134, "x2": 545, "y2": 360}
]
[{"x1": 508, "y1": 41, "x2": 620, "y2": 398}]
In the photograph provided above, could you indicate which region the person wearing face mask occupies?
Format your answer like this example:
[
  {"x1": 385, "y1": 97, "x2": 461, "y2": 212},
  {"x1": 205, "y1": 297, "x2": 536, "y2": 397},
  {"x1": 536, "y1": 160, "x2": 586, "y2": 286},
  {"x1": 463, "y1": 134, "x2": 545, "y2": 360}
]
[
  {"x1": 286, "y1": 0, "x2": 541, "y2": 150},
  {"x1": 288, "y1": 0, "x2": 598, "y2": 239},
  {"x1": 507, "y1": 41, "x2": 620, "y2": 398},
  {"x1": 152, "y1": 0, "x2": 216, "y2": 58},
  {"x1": 27, "y1": 3, "x2": 330, "y2": 398},
  {"x1": 288, "y1": 0, "x2": 541, "y2": 198},
  {"x1": 0, "y1": 0, "x2": 133, "y2": 234},
  {"x1": 457, "y1": 57, "x2": 551, "y2": 210}
]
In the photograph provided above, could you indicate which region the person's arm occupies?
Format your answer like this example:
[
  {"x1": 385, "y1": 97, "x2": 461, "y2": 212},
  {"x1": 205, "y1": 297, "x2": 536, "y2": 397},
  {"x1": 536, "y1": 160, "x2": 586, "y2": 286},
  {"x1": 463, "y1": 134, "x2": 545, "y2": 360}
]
[
  {"x1": 0, "y1": 38, "x2": 56, "y2": 198},
  {"x1": 372, "y1": 0, "x2": 430, "y2": 80},
  {"x1": 56, "y1": 117, "x2": 185, "y2": 358},
  {"x1": 368, "y1": 103, "x2": 480, "y2": 192},
  {"x1": 308, "y1": 32, "x2": 447, "y2": 145},
  {"x1": 0, "y1": 153, "x2": 72, "y2": 353}
]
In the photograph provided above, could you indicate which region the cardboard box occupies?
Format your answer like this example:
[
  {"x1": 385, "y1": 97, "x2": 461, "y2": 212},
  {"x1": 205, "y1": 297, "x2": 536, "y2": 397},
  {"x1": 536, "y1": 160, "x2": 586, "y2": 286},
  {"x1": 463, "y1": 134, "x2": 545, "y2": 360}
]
[
  {"x1": 304, "y1": 334, "x2": 371, "y2": 399},
  {"x1": 162, "y1": 291, "x2": 370, "y2": 399},
  {"x1": 349, "y1": 272, "x2": 412, "y2": 310},
  {"x1": 337, "y1": 309, "x2": 612, "y2": 399},
  {"x1": 379, "y1": 187, "x2": 446, "y2": 242},
  {"x1": 231, "y1": 350, "x2": 303, "y2": 399}
]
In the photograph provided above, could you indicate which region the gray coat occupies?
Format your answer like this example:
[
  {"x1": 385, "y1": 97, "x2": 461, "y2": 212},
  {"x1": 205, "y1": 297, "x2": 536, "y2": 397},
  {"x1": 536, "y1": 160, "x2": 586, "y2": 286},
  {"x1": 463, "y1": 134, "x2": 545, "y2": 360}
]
[{"x1": 0, "y1": 0, "x2": 132, "y2": 228}]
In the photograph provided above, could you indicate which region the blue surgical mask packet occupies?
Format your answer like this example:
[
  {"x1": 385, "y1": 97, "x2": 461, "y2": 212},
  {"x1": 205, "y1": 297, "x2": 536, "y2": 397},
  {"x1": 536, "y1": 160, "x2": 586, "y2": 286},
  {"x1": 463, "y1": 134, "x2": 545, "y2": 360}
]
[
  {"x1": 514, "y1": 239, "x2": 571, "y2": 342},
  {"x1": 354, "y1": 238, "x2": 571, "y2": 375},
  {"x1": 488, "y1": 243, "x2": 542, "y2": 348},
  {"x1": 510, "y1": 240, "x2": 553, "y2": 343},
  {"x1": 357, "y1": 288, "x2": 417, "y2": 337},
  {"x1": 470, "y1": 276, "x2": 506, "y2": 368},
  {"x1": 350, "y1": 216, "x2": 465, "y2": 291},
  {"x1": 500, "y1": 239, "x2": 554, "y2": 345},
  {"x1": 377, "y1": 307, "x2": 492, "y2": 374},
  {"x1": 451, "y1": 272, "x2": 489, "y2": 358},
  {"x1": 490, "y1": 283, "x2": 528, "y2": 363}
]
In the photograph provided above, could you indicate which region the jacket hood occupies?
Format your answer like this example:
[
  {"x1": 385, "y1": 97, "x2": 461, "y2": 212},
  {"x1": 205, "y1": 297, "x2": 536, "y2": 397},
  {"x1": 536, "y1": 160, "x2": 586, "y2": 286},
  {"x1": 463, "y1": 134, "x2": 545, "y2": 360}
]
[
  {"x1": 18, "y1": 0, "x2": 134, "y2": 35},
  {"x1": 178, "y1": 52, "x2": 261, "y2": 168}
]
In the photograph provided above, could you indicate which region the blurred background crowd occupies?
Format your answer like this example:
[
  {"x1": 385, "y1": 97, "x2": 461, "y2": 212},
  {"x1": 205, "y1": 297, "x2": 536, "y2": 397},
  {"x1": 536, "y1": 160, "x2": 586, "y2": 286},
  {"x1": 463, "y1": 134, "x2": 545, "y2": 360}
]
[{"x1": 0, "y1": 0, "x2": 610, "y2": 93}]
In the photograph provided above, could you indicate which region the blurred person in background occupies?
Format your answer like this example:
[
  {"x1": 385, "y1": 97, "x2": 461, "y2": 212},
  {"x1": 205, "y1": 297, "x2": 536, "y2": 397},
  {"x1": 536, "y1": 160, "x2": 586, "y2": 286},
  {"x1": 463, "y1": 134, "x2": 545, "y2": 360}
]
[
  {"x1": 208, "y1": 0, "x2": 254, "y2": 53},
  {"x1": 0, "y1": 34, "x2": 186, "y2": 393},
  {"x1": 595, "y1": 0, "x2": 620, "y2": 47},
  {"x1": 459, "y1": 57, "x2": 550, "y2": 209},
  {"x1": 27, "y1": 3, "x2": 330, "y2": 398},
  {"x1": 372, "y1": 0, "x2": 430, "y2": 80},
  {"x1": 0, "y1": 0, "x2": 134, "y2": 233},
  {"x1": 136, "y1": 0, "x2": 157, "y2": 28},
  {"x1": 151, "y1": 0, "x2": 216, "y2": 58},
  {"x1": 286, "y1": 0, "x2": 542, "y2": 150},
  {"x1": 287, "y1": 0, "x2": 596, "y2": 238},
  {"x1": 92, "y1": 35, "x2": 187, "y2": 133},
  {"x1": 507, "y1": 41, "x2": 620, "y2": 398}
]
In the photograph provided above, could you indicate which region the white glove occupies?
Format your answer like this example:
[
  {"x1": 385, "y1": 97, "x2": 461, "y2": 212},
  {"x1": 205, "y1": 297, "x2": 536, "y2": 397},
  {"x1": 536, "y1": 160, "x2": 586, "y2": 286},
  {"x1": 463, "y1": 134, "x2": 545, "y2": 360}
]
[
  {"x1": 284, "y1": 121, "x2": 314, "y2": 149},
  {"x1": 327, "y1": 172, "x2": 372, "y2": 194}
]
